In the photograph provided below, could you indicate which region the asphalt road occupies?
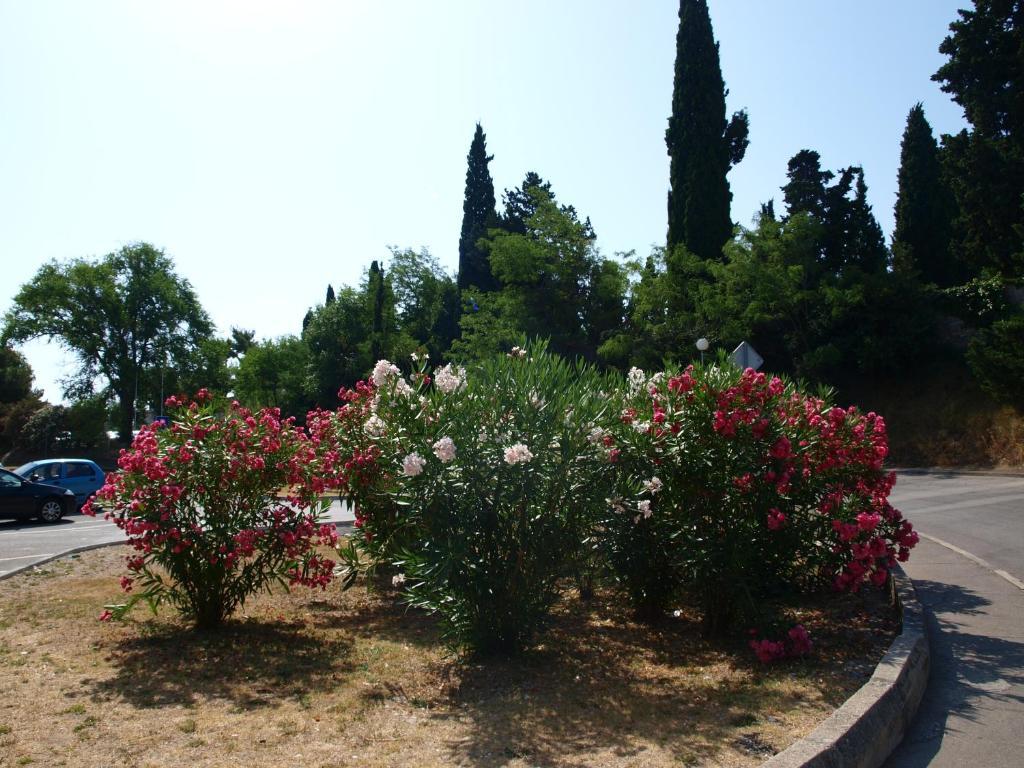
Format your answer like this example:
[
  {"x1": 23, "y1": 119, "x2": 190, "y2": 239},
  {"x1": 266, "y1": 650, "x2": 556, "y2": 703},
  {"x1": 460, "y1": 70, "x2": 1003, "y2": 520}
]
[
  {"x1": 885, "y1": 471, "x2": 1024, "y2": 768},
  {"x1": 0, "y1": 499, "x2": 356, "y2": 578}
]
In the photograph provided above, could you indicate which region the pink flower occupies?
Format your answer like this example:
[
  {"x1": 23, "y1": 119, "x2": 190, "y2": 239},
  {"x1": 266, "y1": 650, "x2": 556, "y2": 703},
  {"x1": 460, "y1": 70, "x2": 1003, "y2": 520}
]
[
  {"x1": 98, "y1": 610, "x2": 113, "y2": 622},
  {"x1": 432, "y1": 437, "x2": 456, "y2": 463}
]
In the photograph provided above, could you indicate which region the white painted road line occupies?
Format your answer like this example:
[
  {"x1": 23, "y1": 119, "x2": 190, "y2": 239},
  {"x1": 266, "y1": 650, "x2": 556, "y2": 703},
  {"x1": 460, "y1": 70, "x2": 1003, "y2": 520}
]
[
  {"x1": 919, "y1": 532, "x2": 1024, "y2": 591},
  {"x1": 0, "y1": 523, "x2": 118, "y2": 536},
  {"x1": 0, "y1": 553, "x2": 55, "y2": 562}
]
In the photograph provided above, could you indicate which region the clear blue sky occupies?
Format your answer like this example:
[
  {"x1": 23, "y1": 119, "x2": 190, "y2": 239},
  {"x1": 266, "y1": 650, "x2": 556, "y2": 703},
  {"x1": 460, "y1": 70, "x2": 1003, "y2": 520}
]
[{"x1": 1, "y1": 1, "x2": 968, "y2": 401}]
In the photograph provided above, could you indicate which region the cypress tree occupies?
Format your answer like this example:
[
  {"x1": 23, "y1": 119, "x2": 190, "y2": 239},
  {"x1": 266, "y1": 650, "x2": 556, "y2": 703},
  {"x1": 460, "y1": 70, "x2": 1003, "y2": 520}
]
[
  {"x1": 457, "y1": 123, "x2": 498, "y2": 292},
  {"x1": 325, "y1": 284, "x2": 336, "y2": 305},
  {"x1": 892, "y1": 104, "x2": 959, "y2": 285},
  {"x1": 846, "y1": 170, "x2": 889, "y2": 274},
  {"x1": 665, "y1": 0, "x2": 749, "y2": 260}
]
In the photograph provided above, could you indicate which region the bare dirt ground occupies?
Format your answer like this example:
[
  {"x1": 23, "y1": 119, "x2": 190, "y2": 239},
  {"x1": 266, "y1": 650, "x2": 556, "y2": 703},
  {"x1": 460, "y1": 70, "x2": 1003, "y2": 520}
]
[{"x1": 0, "y1": 547, "x2": 895, "y2": 768}]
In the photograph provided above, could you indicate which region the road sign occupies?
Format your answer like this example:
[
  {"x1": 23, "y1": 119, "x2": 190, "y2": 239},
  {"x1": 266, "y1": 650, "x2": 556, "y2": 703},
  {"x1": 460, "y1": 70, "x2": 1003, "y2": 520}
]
[{"x1": 730, "y1": 341, "x2": 764, "y2": 371}]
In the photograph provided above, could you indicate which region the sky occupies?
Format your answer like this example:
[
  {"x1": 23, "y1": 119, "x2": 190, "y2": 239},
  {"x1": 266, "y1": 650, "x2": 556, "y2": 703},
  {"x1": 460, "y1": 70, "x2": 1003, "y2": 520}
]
[{"x1": 0, "y1": 0, "x2": 969, "y2": 402}]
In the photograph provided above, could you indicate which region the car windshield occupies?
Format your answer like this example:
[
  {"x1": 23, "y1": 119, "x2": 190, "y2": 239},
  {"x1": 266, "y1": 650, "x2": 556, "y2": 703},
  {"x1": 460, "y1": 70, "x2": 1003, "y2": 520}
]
[{"x1": 13, "y1": 463, "x2": 35, "y2": 477}]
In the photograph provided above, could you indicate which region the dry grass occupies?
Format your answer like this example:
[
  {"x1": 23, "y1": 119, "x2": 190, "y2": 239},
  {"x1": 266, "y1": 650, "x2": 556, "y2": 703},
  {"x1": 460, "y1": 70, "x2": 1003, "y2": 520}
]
[{"x1": 0, "y1": 547, "x2": 895, "y2": 768}]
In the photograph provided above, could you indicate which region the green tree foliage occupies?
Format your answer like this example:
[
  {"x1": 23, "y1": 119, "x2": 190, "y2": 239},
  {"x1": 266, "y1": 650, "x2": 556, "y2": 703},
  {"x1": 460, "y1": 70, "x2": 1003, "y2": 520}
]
[
  {"x1": 782, "y1": 150, "x2": 832, "y2": 222},
  {"x1": 933, "y1": 0, "x2": 1024, "y2": 277},
  {"x1": 466, "y1": 186, "x2": 621, "y2": 362},
  {"x1": 457, "y1": 123, "x2": 499, "y2": 292},
  {"x1": 0, "y1": 347, "x2": 42, "y2": 458},
  {"x1": 234, "y1": 336, "x2": 315, "y2": 418},
  {"x1": 229, "y1": 327, "x2": 256, "y2": 359},
  {"x1": 695, "y1": 215, "x2": 937, "y2": 384},
  {"x1": 966, "y1": 314, "x2": 1024, "y2": 407},
  {"x1": 366, "y1": 260, "x2": 400, "y2": 363},
  {"x1": 892, "y1": 104, "x2": 961, "y2": 286},
  {"x1": 782, "y1": 152, "x2": 889, "y2": 278},
  {"x1": 665, "y1": 0, "x2": 749, "y2": 259},
  {"x1": 303, "y1": 287, "x2": 373, "y2": 408},
  {"x1": 387, "y1": 247, "x2": 460, "y2": 359},
  {"x1": 2, "y1": 243, "x2": 212, "y2": 442},
  {"x1": 0, "y1": 347, "x2": 33, "y2": 405}
]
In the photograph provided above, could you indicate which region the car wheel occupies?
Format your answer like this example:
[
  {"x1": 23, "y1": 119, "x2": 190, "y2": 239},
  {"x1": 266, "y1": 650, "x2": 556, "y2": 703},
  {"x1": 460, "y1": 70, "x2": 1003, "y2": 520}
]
[{"x1": 38, "y1": 498, "x2": 65, "y2": 524}]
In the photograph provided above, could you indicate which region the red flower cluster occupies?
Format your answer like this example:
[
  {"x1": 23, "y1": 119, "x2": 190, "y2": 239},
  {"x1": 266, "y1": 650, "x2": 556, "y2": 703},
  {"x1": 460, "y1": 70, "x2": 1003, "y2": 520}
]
[
  {"x1": 749, "y1": 624, "x2": 813, "y2": 664},
  {"x1": 87, "y1": 396, "x2": 337, "y2": 627}
]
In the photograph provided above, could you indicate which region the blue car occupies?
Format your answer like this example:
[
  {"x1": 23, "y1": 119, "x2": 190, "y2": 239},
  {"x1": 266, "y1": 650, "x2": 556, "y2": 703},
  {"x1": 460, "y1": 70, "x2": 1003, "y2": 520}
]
[{"x1": 14, "y1": 459, "x2": 106, "y2": 509}]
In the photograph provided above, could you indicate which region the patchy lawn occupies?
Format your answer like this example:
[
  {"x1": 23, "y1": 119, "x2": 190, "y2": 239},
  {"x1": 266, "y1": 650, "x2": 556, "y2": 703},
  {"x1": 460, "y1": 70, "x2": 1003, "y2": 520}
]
[{"x1": 0, "y1": 546, "x2": 896, "y2": 768}]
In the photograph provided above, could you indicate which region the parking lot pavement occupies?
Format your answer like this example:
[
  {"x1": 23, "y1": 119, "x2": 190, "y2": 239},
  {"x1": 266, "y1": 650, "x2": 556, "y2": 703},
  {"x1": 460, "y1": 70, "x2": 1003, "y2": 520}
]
[{"x1": 0, "y1": 499, "x2": 356, "y2": 578}]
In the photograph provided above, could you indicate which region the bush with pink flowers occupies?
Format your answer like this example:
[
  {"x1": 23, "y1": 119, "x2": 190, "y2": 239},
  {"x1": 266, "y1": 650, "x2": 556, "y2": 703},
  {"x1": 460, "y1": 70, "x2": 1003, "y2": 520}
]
[
  {"x1": 602, "y1": 363, "x2": 917, "y2": 636},
  {"x1": 86, "y1": 391, "x2": 338, "y2": 629}
]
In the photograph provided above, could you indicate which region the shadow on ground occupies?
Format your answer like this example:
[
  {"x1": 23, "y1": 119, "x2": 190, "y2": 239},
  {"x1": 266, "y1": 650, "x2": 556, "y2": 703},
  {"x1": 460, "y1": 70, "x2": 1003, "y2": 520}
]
[
  {"x1": 885, "y1": 579, "x2": 1024, "y2": 767},
  {"x1": 83, "y1": 618, "x2": 355, "y2": 710}
]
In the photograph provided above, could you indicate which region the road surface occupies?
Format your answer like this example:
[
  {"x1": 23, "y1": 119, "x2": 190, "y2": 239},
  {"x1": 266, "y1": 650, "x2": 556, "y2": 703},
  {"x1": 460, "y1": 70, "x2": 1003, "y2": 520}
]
[
  {"x1": 885, "y1": 471, "x2": 1024, "y2": 768},
  {"x1": 0, "y1": 499, "x2": 355, "y2": 578}
]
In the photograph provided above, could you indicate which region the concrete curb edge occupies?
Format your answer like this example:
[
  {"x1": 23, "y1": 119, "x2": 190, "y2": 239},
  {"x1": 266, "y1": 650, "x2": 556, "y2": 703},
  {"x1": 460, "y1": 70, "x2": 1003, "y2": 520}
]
[
  {"x1": 763, "y1": 565, "x2": 929, "y2": 768},
  {"x1": 0, "y1": 540, "x2": 127, "y2": 582}
]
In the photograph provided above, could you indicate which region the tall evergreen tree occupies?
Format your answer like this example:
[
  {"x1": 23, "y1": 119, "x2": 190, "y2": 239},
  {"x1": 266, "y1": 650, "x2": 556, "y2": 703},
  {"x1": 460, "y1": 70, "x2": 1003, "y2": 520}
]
[
  {"x1": 933, "y1": 0, "x2": 1023, "y2": 277},
  {"x1": 368, "y1": 260, "x2": 386, "y2": 361},
  {"x1": 845, "y1": 170, "x2": 889, "y2": 274},
  {"x1": 457, "y1": 123, "x2": 499, "y2": 292},
  {"x1": 665, "y1": 0, "x2": 749, "y2": 260},
  {"x1": 782, "y1": 150, "x2": 832, "y2": 220},
  {"x1": 892, "y1": 104, "x2": 959, "y2": 285},
  {"x1": 325, "y1": 284, "x2": 336, "y2": 305}
]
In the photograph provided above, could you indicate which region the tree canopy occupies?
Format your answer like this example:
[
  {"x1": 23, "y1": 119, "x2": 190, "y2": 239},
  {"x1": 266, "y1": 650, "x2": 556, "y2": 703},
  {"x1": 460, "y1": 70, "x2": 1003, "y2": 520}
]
[{"x1": 2, "y1": 243, "x2": 212, "y2": 441}]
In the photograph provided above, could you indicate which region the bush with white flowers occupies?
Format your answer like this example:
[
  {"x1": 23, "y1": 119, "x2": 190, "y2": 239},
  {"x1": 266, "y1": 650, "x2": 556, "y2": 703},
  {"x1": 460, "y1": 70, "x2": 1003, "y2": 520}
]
[{"x1": 328, "y1": 344, "x2": 614, "y2": 654}]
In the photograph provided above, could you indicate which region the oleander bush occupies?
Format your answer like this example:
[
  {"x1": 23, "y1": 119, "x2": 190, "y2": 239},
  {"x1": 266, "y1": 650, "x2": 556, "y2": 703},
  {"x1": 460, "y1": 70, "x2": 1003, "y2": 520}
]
[
  {"x1": 602, "y1": 363, "x2": 918, "y2": 635},
  {"x1": 316, "y1": 345, "x2": 615, "y2": 654},
  {"x1": 85, "y1": 391, "x2": 338, "y2": 629}
]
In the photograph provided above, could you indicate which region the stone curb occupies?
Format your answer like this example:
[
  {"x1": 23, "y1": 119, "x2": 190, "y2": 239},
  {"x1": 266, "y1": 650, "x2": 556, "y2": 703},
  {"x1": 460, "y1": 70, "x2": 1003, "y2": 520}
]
[
  {"x1": 0, "y1": 540, "x2": 127, "y2": 582},
  {"x1": 763, "y1": 566, "x2": 929, "y2": 768}
]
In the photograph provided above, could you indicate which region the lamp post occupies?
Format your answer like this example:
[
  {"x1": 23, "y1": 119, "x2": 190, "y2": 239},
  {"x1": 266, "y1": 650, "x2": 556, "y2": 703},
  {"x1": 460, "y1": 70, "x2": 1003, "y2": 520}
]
[{"x1": 696, "y1": 337, "x2": 709, "y2": 364}]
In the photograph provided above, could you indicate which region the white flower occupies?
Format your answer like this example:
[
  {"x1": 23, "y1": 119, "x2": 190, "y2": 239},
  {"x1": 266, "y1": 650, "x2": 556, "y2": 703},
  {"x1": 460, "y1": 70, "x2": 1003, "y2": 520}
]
[
  {"x1": 411, "y1": 351, "x2": 428, "y2": 362},
  {"x1": 401, "y1": 452, "x2": 426, "y2": 477},
  {"x1": 503, "y1": 442, "x2": 534, "y2": 465},
  {"x1": 432, "y1": 436, "x2": 456, "y2": 463},
  {"x1": 364, "y1": 415, "x2": 386, "y2": 437},
  {"x1": 648, "y1": 371, "x2": 665, "y2": 389},
  {"x1": 372, "y1": 359, "x2": 400, "y2": 387},
  {"x1": 392, "y1": 573, "x2": 406, "y2": 587},
  {"x1": 638, "y1": 500, "x2": 652, "y2": 519},
  {"x1": 627, "y1": 366, "x2": 646, "y2": 395},
  {"x1": 529, "y1": 390, "x2": 545, "y2": 409},
  {"x1": 393, "y1": 377, "x2": 415, "y2": 398},
  {"x1": 507, "y1": 346, "x2": 527, "y2": 358},
  {"x1": 434, "y1": 363, "x2": 467, "y2": 394},
  {"x1": 587, "y1": 426, "x2": 606, "y2": 444},
  {"x1": 633, "y1": 420, "x2": 650, "y2": 434},
  {"x1": 643, "y1": 476, "x2": 663, "y2": 494},
  {"x1": 672, "y1": 609, "x2": 681, "y2": 618}
]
